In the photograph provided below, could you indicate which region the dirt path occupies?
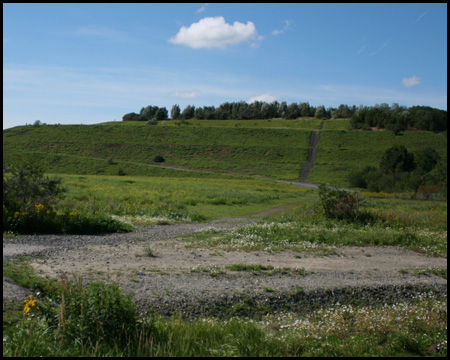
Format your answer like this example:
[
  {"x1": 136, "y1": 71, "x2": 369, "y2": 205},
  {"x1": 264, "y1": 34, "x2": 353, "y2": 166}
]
[
  {"x1": 298, "y1": 121, "x2": 324, "y2": 183},
  {"x1": 3, "y1": 211, "x2": 446, "y2": 317}
]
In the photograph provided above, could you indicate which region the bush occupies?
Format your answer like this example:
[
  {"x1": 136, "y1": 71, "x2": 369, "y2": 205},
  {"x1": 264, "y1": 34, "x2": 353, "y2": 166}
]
[
  {"x1": 3, "y1": 163, "x2": 133, "y2": 234},
  {"x1": 318, "y1": 185, "x2": 373, "y2": 223},
  {"x1": 3, "y1": 206, "x2": 133, "y2": 234},
  {"x1": 380, "y1": 145, "x2": 415, "y2": 173},
  {"x1": 3, "y1": 162, "x2": 66, "y2": 214},
  {"x1": 153, "y1": 155, "x2": 165, "y2": 163}
]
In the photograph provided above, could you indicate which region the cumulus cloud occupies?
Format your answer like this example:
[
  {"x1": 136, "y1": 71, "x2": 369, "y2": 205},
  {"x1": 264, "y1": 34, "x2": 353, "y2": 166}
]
[
  {"x1": 402, "y1": 76, "x2": 422, "y2": 88},
  {"x1": 169, "y1": 16, "x2": 262, "y2": 49},
  {"x1": 247, "y1": 93, "x2": 278, "y2": 103}
]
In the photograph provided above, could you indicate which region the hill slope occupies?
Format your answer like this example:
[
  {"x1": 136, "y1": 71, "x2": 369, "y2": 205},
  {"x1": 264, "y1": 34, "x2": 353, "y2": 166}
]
[{"x1": 3, "y1": 120, "x2": 447, "y2": 186}]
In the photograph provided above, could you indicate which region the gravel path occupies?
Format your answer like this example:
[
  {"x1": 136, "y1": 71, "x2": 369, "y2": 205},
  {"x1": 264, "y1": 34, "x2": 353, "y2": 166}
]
[{"x1": 3, "y1": 215, "x2": 447, "y2": 317}]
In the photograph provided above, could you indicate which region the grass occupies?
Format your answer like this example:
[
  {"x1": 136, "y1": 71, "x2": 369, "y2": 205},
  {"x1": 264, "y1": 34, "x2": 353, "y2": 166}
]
[
  {"x1": 3, "y1": 267, "x2": 447, "y2": 357},
  {"x1": 5, "y1": 120, "x2": 446, "y2": 187},
  {"x1": 3, "y1": 190, "x2": 447, "y2": 357},
  {"x1": 186, "y1": 193, "x2": 447, "y2": 257},
  {"x1": 50, "y1": 173, "x2": 308, "y2": 223},
  {"x1": 3, "y1": 119, "x2": 447, "y2": 356},
  {"x1": 309, "y1": 130, "x2": 447, "y2": 187},
  {"x1": 3, "y1": 122, "x2": 312, "y2": 180}
]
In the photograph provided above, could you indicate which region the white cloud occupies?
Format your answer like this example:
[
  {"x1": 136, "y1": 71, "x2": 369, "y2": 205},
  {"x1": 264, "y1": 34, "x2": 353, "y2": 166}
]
[
  {"x1": 170, "y1": 91, "x2": 200, "y2": 99},
  {"x1": 247, "y1": 93, "x2": 278, "y2": 103},
  {"x1": 272, "y1": 20, "x2": 293, "y2": 36},
  {"x1": 169, "y1": 16, "x2": 262, "y2": 49},
  {"x1": 402, "y1": 76, "x2": 422, "y2": 88},
  {"x1": 74, "y1": 25, "x2": 132, "y2": 43},
  {"x1": 197, "y1": 3, "x2": 209, "y2": 13}
]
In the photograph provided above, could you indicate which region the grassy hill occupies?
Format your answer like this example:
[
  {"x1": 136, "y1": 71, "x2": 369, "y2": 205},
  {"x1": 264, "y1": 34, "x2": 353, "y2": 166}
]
[
  {"x1": 3, "y1": 120, "x2": 313, "y2": 180},
  {"x1": 4, "y1": 119, "x2": 446, "y2": 187}
]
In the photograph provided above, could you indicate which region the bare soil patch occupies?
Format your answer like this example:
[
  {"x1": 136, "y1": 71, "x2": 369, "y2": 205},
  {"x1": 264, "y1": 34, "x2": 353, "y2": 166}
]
[{"x1": 3, "y1": 215, "x2": 447, "y2": 317}]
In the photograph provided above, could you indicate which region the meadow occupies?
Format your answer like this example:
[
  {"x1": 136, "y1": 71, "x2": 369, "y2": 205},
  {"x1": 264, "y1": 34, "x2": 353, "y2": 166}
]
[
  {"x1": 54, "y1": 173, "x2": 308, "y2": 224},
  {"x1": 3, "y1": 190, "x2": 447, "y2": 357},
  {"x1": 3, "y1": 118, "x2": 447, "y2": 357}
]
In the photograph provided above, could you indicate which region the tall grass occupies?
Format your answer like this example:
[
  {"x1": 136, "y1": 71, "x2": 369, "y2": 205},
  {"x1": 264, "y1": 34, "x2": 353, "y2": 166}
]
[
  {"x1": 52, "y1": 174, "x2": 308, "y2": 222},
  {"x1": 3, "y1": 276, "x2": 447, "y2": 357}
]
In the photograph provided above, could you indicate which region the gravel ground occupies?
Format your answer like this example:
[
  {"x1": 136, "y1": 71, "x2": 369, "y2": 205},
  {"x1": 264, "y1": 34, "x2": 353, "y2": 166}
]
[{"x1": 3, "y1": 217, "x2": 447, "y2": 317}]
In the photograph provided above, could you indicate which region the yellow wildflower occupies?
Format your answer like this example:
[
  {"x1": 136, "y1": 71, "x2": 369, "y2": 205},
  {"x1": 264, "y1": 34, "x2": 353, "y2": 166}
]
[
  {"x1": 14, "y1": 212, "x2": 20, "y2": 218},
  {"x1": 35, "y1": 204, "x2": 45, "y2": 212},
  {"x1": 23, "y1": 295, "x2": 39, "y2": 315}
]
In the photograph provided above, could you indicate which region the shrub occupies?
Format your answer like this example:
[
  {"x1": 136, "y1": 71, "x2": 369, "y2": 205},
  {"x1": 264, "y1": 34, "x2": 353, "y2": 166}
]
[
  {"x1": 380, "y1": 145, "x2": 415, "y2": 173},
  {"x1": 3, "y1": 163, "x2": 133, "y2": 234},
  {"x1": 3, "y1": 162, "x2": 66, "y2": 214},
  {"x1": 3, "y1": 207, "x2": 133, "y2": 234},
  {"x1": 153, "y1": 155, "x2": 165, "y2": 163},
  {"x1": 146, "y1": 118, "x2": 158, "y2": 125},
  {"x1": 318, "y1": 185, "x2": 372, "y2": 222}
]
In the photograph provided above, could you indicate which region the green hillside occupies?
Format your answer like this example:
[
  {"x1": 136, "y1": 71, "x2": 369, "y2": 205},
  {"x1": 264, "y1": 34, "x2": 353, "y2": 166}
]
[
  {"x1": 3, "y1": 119, "x2": 447, "y2": 187},
  {"x1": 310, "y1": 129, "x2": 447, "y2": 186},
  {"x1": 3, "y1": 121, "x2": 312, "y2": 180}
]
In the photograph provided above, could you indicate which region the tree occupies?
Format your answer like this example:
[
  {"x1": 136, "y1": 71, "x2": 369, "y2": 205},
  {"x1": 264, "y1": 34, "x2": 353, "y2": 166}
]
[
  {"x1": 298, "y1": 102, "x2": 313, "y2": 117},
  {"x1": 171, "y1": 104, "x2": 180, "y2": 120},
  {"x1": 286, "y1": 102, "x2": 300, "y2": 119},
  {"x1": 414, "y1": 147, "x2": 440, "y2": 174},
  {"x1": 181, "y1": 105, "x2": 195, "y2": 120},
  {"x1": 193, "y1": 107, "x2": 203, "y2": 119},
  {"x1": 314, "y1": 105, "x2": 327, "y2": 119},
  {"x1": 155, "y1": 107, "x2": 168, "y2": 120},
  {"x1": 380, "y1": 145, "x2": 415, "y2": 173},
  {"x1": 122, "y1": 112, "x2": 140, "y2": 121},
  {"x1": 140, "y1": 105, "x2": 159, "y2": 121}
]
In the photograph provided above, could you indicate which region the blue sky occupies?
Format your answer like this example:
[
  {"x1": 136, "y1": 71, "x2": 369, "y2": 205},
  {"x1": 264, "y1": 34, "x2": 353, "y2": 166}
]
[{"x1": 3, "y1": 3, "x2": 447, "y2": 129}]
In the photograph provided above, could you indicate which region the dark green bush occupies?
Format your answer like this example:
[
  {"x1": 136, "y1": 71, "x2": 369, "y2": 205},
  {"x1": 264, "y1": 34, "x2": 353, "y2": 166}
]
[
  {"x1": 153, "y1": 155, "x2": 165, "y2": 163},
  {"x1": 318, "y1": 185, "x2": 375, "y2": 223}
]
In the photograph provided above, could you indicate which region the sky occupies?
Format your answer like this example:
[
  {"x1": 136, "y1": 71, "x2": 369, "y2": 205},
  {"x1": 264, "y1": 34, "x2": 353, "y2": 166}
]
[{"x1": 3, "y1": 3, "x2": 447, "y2": 129}]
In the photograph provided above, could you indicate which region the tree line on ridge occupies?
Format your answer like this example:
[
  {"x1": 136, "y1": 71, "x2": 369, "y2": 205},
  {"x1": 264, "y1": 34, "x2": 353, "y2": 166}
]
[{"x1": 122, "y1": 101, "x2": 447, "y2": 133}]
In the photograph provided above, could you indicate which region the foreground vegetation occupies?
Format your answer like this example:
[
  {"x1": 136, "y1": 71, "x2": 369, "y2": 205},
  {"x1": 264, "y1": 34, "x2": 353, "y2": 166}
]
[
  {"x1": 3, "y1": 265, "x2": 447, "y2": 357},
  {"x1": 3, "y1": 178, "x2": 447, "y2": 356},
  {"x1": 3, "y1": 117, "x2": 447, "y2": 356}
]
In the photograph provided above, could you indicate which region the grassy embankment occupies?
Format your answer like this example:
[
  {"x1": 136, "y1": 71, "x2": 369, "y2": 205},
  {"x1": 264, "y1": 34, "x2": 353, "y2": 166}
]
[{"x1": 3, "y1": 118, "x2": 447, "y2": 357}]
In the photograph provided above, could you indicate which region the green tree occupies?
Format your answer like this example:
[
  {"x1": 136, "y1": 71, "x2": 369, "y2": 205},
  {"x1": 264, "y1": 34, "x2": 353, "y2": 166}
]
[
  {"x1": 414, "y1": 147, "x2": 440, "y2": 175},
  {"x1": 181, "y1": 105, "x2": 195, "y2": 120},
  {"x1": 314, "y1": 105, "x2": 327, "y2": 119},
  {"x1": 380, "y1": 145, "x2": 415, "y2": 173},
  {"x1": 155, "y1": 107, "x2": 168, "y2": 120},
  {"x1": 171, "y1": 104, "x2": 180, "y2": 120},
  {"x1": 122, "y1": 112, "x2": 140, "y2": 121}
]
